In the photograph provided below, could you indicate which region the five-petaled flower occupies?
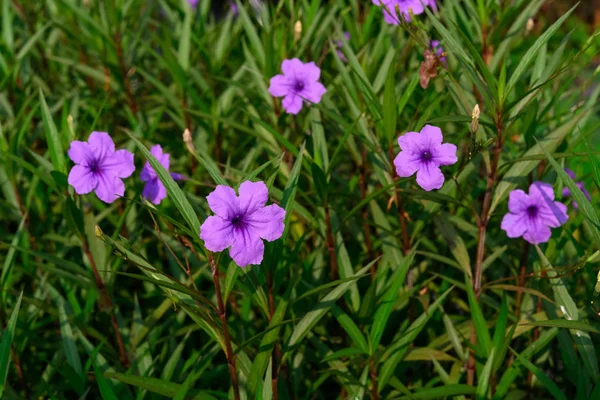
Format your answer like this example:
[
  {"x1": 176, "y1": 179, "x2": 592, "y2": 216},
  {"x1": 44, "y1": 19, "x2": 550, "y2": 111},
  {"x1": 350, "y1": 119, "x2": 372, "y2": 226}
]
[
  {"x1": 68, "y1": 131, "x2": 135, "y2": 203},
  {"x1": 372, "y1": 0, "x2": 424, "y2": 23},
  {"x1": 394, "y1": 125, "x2": 457, "y2": 191},
  {"x1": 200, "y1": 181, "x2": 286, "y2": 267},
  {"x1": 140, "y1": 144, "x2": 186, "y2": 205},
  {"x1": 268, "y1": 58, "x2": 327, "y2": 114},
  {"x1": 501, "y1": 182, "x2": 568, "y2": 244}
]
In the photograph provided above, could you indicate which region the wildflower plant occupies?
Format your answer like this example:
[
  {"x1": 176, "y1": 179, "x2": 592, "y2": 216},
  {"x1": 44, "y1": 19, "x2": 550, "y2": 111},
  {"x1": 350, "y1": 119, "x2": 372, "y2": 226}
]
[{"x1": 1, "y1": 1, "x2": 600, "y2": 400}]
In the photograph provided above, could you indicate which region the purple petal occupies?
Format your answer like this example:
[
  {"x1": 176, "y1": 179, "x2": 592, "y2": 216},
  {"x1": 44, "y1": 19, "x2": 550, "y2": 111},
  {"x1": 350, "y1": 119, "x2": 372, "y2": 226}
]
[
  {"x1": 416, "y1": 163, "x2": 445, "y2": 191},
  {"x1": 282, "y1": 94, "x2": 303, "y2": 114},
  {"x1": 529, "y1": 181, "x2": 555, "y2": 201},
  {"x1": 142, "y1": 179, "x2": 167, "y2": 205},
  {"x1": 564, "y1": 168, "x2": 576, "y2": 180},
  {"x1": 246, "y1": 204, "x2": 286, "y2": 241},
  {"x1": 95, "y1": 173, "x2": 125, "y2": 203},
  {"x1": 394, "y1": 151, "x2": 420, "y2": 177},
  {"x1": 150, "y1": 144, "x2": 170, "y2": 170},
  {"x1": 523, "y1": 218, "x2": 552, "y2": 244},
  {"x1": 304, "y1": 82, "x2": 327, "y2": 104},
  {"x1": 433, "y1": 143, "x2": 457, "y2": 166},
  {"x1": 507, "y1": 189, "x2": 529, "y2": 214},
  {"x1": 501, "y1": 213, "x2": 527, "y2": 238},
  {"x1": 200, "y1": 216, "x2": 235, "y2": 252},
  {"x1": 170, "y1": 172, "x2": 187, "y2": 181},
  {"x1": 68, "y1": 141, "x2": 94, "y2": 165},
  {"x1": 238, "y1": 181, "x2": 268, "y2": 215},
  {"x1": 398, "y1": 131, "x2": 421, "y2": 152},
  {"x1": 269, "y1": 75, "x2": 290, "y2": 97},
  {"x1": 229, "y1": 227, "x2": 265, "y2": 267},
  {"x1": 303, "y1": 62, "x2": 321, "y2": 81},
  {"x1": 88, "y1": 131, "x2": 115, "y2": 160},
  {"x1": 207, "y1": 185, "x2": 239, "y2": 219},
  {"x1": 420, "y1": 124, "x2": 443, "y2": 146},
  {"x1": 538, "y1": 200, "x2": 568, "y2": 228},
  {"x1": 141, "y1": 164, "x2": 154, "y2": 182},
  {"x1": 562, "y1": 186, "x2": 571, "y2": 198},
  {"x1": 281, "y1": 58, "x2": 304, "y2": 77},
  {"x1": 68, "y1": 165, "x2": 97, "y2": 194},
  {"x1": 102, "y1": 149, "x2": 135, "y2": 178}
]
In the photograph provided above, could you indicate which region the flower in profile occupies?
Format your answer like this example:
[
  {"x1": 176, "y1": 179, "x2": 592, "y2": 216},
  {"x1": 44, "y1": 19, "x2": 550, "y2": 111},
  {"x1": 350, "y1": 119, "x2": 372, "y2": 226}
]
[
  {"x1": 67, "y1": 131, "x2": 135, "y2": 203},
  {"x1": 501, "y1": 182, "x2": 568, "y2": 244},
  {"x1": 335, "y1": 32, "x2": 351, "y2": 62},
  {"x1": 268, "y1": 58, "x2": 327, "y2": 114},
  {"x1": 200, "y1": 181, "x2": 286, "y2": 267},
  {"x1": 372, "y1": 0, "x2": 424, "y2": 24},
  {"x1": 140, "y1": 145, "x2": 186, "y2": 205},
  {"x1": 562, "y1": 168, "x2": 591, "y2": 209},
  {"x1": 394, "y1": 125, "x2": 457, "y2": 191},
  {"x1": 187, "y1": 0, "x2": 198, "y2": 9}
]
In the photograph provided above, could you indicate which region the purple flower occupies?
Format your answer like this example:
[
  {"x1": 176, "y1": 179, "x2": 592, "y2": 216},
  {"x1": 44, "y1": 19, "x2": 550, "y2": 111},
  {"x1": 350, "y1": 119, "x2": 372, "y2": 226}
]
[
  {"x1": 268, "y1": 58, "x2": 327, "y2": 115},
  {"x1": 372, "y1": 0, "x2": 425, "y2": 24},
  {"x1": 562, "y1": 168, "x2": 591, "y2": 209},
  {"x1": 67, "y1": 131, "x2": 135, "y2": 204},
  {"x1": 430, "y1": 40, "x2": 446, "y2": 63},
  {"x1": 335, "y1": 32, "x2": 351, "y2": 62},
  {"x1": 394, "y1": 125, "x2": 457, "y2": 191},
  {"x1": 501, "y1": 182, "x2": 568, "y2": 244},
  {"x1": 200, "y1": 181, "x2": 286, "y2": 267},
  {"x1": 140, "y1": 145, "x2": 186, "y2": 205},
  {"x1": 187, "y1": 0, "x2": 198, "y2": 9}
]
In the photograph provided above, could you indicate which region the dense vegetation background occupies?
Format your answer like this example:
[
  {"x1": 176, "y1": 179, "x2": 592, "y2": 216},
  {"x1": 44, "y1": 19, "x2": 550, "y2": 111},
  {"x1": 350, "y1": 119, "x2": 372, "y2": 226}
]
[{"x1": 1, "y1": 0, "x2": 600, "y2": 399}]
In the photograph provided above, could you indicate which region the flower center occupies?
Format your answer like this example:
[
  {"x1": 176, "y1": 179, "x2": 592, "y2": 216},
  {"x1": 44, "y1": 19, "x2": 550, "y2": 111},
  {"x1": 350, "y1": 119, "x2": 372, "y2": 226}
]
[
  {"x1": 526, "y1": 205, "x2": 538, "y2": 218},
  {"x1": 421, "y1": 151, "x2": 433, "y2": 162},
  {"x1": 294, "y1": 80, "x2": 305, "y2": 92},
  {"x1": 89, "y1": 159, "x2": 101, "y2": 174},
  {"x1": 231, "y1": 215, "x2": 246, "y2": 229}
]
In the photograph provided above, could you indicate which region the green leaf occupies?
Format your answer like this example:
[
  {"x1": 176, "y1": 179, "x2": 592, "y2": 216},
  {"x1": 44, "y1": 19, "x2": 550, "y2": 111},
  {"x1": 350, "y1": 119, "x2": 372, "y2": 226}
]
[
  {"x1": 509, "y1": 347, "x2": 568, "y2": 400},
  {"x1": 504, "y1": 4, "x2": 577, "y2": 100},
  {"x1": 39, "y1": 89, "x2": 67, "y2": 174},
  {"x1": 467, "y1": 283, "x2": 492, "y2": 357},
  {"x1": 394, "y1": 384, "x2": 477, "y2": 399},
  {"x1": 177, "y1": 6, "x2": 193, "y2": 73},
  {"x1": 104, "y1": 372, "x2": 217, "y2": 400},
  {"x1": 370, "y1": 250, "x2": 415, "y2": 351},
  {"x1": 378, "y1": 287, "x2": 454, "y2": 391},
  {"x1": 127, "y1": 133, "x2": 201, "y2": 237},
  {"x1": 383, "y1": 62, "x2": 397, "y2": 142},
  {"x1": 94, "y1": 363, "x2": 119, "y2": 400},
  {"x1": 2, "y1": 0, "x2": 13, "y2": 54},
  {"x1": 522, "y1": 319, "x2": 599, "y2": 334},
  {"x1": 56, "y1": 295, "x2": 83, "y2": 377},
  {"x1": 476, "y1": 348, "x2": 494, "y2": 399},
  {"x1": 535, "y1": 246, "x2": 600, "y2": 380},
  {"x1": 286, "y1": 264, "x2": 371, "y2": 350},
  {"x1": 0, "y1": 292, "x2": 22, "y2": 397}
]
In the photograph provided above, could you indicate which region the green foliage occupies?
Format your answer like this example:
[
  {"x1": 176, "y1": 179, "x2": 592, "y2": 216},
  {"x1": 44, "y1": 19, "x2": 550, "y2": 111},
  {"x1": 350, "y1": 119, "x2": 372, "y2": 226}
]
[{"x1": 1, "y1": 1, "x2": 599, "y2": 399}]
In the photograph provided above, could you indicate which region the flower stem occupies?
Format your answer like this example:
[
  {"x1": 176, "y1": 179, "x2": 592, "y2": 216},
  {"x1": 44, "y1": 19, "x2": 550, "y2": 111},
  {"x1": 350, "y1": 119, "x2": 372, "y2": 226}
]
[
  {"x1": 468, "y1": 113, "x2": 504, "y2": 386},
  {"x1": 370, "y1": 356, "x2": 379, "y2": 400},
  {"x1": 267, "y1": 269, "x2": 280, "y2": 400},
  {"x1": 325, "y1": 202, "x2": 338, "y2": 281},
  {"x1": 208, "y1": 253, "x2": 241, "y2": 400},
  {"x1": 359, "y1": 145, "x2": 375, "y2": 276},
  {"x1": 82, "y1": 239, "x2": 130, "y2": 369}
]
